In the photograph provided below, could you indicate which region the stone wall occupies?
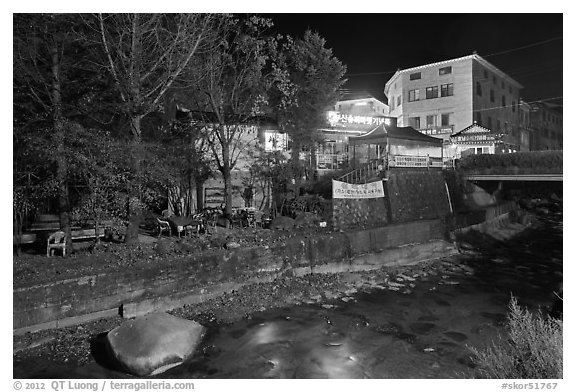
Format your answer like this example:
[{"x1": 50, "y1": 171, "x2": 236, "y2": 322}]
[
  {"x1": 14, "y1": 219, "x2": 448, "y2": 334},
  {"x1": 332, "y1": 197, "x2": 388, "y2": 231},
  {"x1": 387, "y1": 170, "x2": 452, "y2": 223}
]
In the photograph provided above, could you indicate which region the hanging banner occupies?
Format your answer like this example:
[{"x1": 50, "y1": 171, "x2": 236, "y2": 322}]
[{"x1": 332, "y1": 180, "x2": 385, "y2": 199}]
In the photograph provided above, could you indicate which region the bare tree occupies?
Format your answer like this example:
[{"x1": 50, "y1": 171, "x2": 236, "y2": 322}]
[
  {"x1": 184, "y1": 15, "x2": 274, "y2": 215},
  {"x1": 84, "y1": 13, "x2": 217, "y2": 243}
]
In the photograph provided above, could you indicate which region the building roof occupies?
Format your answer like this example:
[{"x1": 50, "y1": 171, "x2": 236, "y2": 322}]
[
  {"x1": 384, "y1": 53, "x2": 523, "y2": 94},
  {"x1": 349, "y1": 121, "x2": 443, "y2": 146},
  {"x1": 450, "y1": 123, "x2": 494, "y2": 137}
]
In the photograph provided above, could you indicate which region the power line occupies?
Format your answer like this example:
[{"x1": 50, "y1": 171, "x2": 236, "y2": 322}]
[
  {"x1": 483, "y1": 36, "x2": 563, "y2": 58},
  {"x1": 343, "y1": 36, "x2": 562, "y2": 78}
]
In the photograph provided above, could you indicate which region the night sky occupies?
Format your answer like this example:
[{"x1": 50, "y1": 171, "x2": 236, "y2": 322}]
[{"x1": 266, "y1": 13, "x2": 563, "y2": 108}]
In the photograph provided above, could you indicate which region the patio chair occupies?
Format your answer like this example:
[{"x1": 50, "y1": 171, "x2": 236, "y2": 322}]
[
  {"x1": 47, "y1": 230, "x2": 67, "y2": 257},
  {"x1": 157, "y1": 217, "x2": 171, "y2": 238}
]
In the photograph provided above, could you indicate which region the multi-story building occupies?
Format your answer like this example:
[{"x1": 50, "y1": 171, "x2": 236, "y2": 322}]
[
  {"x1": 384, "y1": 53, "x2": 523, "y2": 153},
  {"x1": 529, "y1": 102, "x2": 563, "y2": 151},
  {"x1": 316, "y1": 95, "x2": 389, "y2": 171}
]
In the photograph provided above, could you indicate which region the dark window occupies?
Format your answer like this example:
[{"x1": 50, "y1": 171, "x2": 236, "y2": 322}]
[
  {"x1": 476, "y1": 81, "x2": 482, "y2": 96},
  {"x1": 441, "y1": 113, "x2": 451, "y2": 126},
  {"x1": 493, "y1": 75, "x2": 497, "y2": 84},
  {"x1": 512, "y1": 101, "x2": 516, "y2": 112},
  {"x1": 490, "y1": 89, "x2": 495, "y2": 102},
  {"x1": 439, "y1": 66, "x2": 452, "y2": 75},
  {"x1": 426, "y1": 86, "x2": 439, "y2": 99},
  {"x1": 410, "y1": 117, "x2": 421, "y2": 129},
  {"x1": 502, "y1": 95, "x2": 506, "y2": 108},
  {"x1": 441, "y1": 83, "x2": 454, "y2": 97},
  {"x1": 426, "y1": 115, "x2": 436, "y2": 127},
  {"x1": 497, "y1": 120, "x2": 501, "y2": 132},
  {"x1": 409, "y1": 72, "x2": 421, "y2": 80},
  {"x1": 487, "y1": 116, "x2": 492, "y2": 129},
  {"x1": 408, "y1": 89, "x2": 420, "y2": 102},
  {"x1": 476, "y1": 112, "x2": 482, "y2": 125},
  {"x1": 502, "y1": 81, "x2": 505, "y2": 89},
  {"x1": 484, "y1": 70, "x2": 488, "y2": 79},
  {"x1": 509, "y1": 85, "x2": 513, "y2": 94},
  {"x1": 397, "y1": 95, "x2": 401, "y2": 106}
]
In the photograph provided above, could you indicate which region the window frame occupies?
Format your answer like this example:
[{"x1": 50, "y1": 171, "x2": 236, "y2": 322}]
[
  {"x1": 425, "y1": 86, "x2": 439, "y2": 100},
  {"x1": 440, "y1": 83, "x2": 454, "y2": 97},
  {"x1": 409, "y1": 72, "x2": 421, "y2": 80},
  {"x1": 439, "y1": 66, "x2": 452, "y2": 76},
  {"x1": 408, "y1": 89, "x2": 420, "y2": 102}
]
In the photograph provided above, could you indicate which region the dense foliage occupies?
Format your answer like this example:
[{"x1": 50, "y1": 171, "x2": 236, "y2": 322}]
[
  {"x1": 469, "y1": 297, "x2": 563, "y2": 379},
  {"x1": 13, "y1": 13, "x2": 347, "y2": 248}
]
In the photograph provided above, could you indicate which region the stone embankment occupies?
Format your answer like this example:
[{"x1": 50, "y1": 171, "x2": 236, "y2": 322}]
[{"x1": 13, "y1": 201, "x2": 525, "y2": 338}]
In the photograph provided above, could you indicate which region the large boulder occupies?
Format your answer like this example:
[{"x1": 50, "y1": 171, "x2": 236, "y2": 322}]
[
  {"x1": 269, "y1": 216, "x2": 295, "y2": 230},
  {"x1": 105, "y1": 312, "x2": 205, "y2": 376}
]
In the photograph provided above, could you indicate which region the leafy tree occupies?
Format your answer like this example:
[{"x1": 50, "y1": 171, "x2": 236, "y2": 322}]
[
  {"x1": 270, "y1": 30, "x2": 347, "y2": 195},
  {"x1": 13, "y1": 13, "x2": 93, "y2": 252},
  {"x1": 84, "y1": 13, "x2": 217, "y2": 243},
  {"x1": 183, "y1": 15, "x2": 274, "y2": 215}
]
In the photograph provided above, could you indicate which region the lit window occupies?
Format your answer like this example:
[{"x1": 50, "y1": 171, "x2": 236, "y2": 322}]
[
  {"x1": 408, "y1": 89, "x2": 420, "y2": 102},
  {"x1": 439, "y1": 66, "x2": 452, "y2": 75},
  {"x1": 426, "y1": 86, "x2": 439, "y2": 99},
  {"x1": 441, "y1": 83, "x2": 454, "y2": 97}
]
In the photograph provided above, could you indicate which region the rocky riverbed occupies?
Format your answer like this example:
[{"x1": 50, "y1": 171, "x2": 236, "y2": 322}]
[{"x1": 13, "y1": 198, "x2": 562, "y2": 378}]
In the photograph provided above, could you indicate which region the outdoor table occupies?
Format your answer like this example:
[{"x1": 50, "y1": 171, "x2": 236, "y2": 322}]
[{"x1": 167, "y1": 216, "x2": 203, "y2": 237}]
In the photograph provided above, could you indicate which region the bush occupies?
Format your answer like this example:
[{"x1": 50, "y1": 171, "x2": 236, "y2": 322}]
[{"x1": 469, "y1": 297, "x2": 562, "y2": 379}]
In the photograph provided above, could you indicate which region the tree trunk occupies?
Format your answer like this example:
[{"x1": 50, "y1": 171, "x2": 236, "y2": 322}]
[
  {"x1": 50, "y1": 42, "x2": 72, "y2": 254},
  {"x1": 125, "y1": 115, "x2": 143, "y2": 245},
  {"x1": 222, "y1": 142, "x2": 233, "y2": 215},
  {"x1": 195, "y1": 178, "x2": 204, "y2": 211},
  {"x1": 291, "y1": 139, "x2": 302, "y2": 198}
]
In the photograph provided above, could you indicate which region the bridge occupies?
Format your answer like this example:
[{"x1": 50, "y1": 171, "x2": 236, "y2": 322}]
[
  {"x1": 464, "y1": 173, "x2": 562, "y2": 182},
  {"x1": 458, "y1": 150, "x2": 562, "y2": 183}
]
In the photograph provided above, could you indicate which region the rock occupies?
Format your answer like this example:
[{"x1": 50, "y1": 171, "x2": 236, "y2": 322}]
[
  {"x1": 225, "y1": 242, "x2": 241, "y2": 249},
  {"x1": 105, "y1": 312, "x2": 205, "y2": 377},
  {"x1": 269, "y1": 216, "x2": 295, "y2": 230},
  {"x1": 294, "y1": 212, "x2": 321, "y2": 228}
]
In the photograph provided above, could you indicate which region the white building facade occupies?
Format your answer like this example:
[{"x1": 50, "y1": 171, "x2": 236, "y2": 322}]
[{"x1": 384, "y1": 54, "x2": 523, "y2": 150}]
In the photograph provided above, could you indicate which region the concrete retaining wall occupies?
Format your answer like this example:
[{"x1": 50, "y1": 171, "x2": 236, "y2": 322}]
[{"x1": 14, "y1": 219, "x2": 449, "y2": 335}]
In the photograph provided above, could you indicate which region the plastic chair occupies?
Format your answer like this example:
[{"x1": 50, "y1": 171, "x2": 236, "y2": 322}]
[
  {"x1": 157, "y1": 217, "x2": 171, "y2": 238},
  {"x1": 47, "y1": 230, "x2": 67, "y2": 257}
]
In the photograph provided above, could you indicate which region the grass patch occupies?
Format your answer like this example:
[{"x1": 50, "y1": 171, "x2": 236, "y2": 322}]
[{"x1": 469, "y1": 297, "x2": 562, "y2": 379}]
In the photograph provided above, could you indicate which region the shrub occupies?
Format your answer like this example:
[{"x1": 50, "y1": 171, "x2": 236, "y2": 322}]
[{"x1": 469, "y1": 297, "x2": 563, "y2": 379}]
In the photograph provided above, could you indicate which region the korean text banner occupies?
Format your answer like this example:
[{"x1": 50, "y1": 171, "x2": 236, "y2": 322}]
[{"x1": 332, "y1": 180, "x2": 385, "y2": 199}]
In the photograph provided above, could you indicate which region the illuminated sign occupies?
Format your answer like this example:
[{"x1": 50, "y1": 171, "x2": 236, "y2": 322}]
[{"x1": 327, "y1": 111, "x2": 387, "y2": 127}]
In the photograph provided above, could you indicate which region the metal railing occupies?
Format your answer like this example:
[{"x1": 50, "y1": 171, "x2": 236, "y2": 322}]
[{"x1": 338, "y1": 159, "x2": 383, "y2": 184}]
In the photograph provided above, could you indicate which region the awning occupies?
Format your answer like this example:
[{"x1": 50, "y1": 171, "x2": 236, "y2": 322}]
[{"x1": 349, "y1": 122, "x2": 443, "y2": 146}]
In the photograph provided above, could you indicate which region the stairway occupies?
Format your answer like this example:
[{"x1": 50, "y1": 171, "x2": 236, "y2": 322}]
[{"x1": 338, "y1": 159, "x2": 384, "y2": 184}]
